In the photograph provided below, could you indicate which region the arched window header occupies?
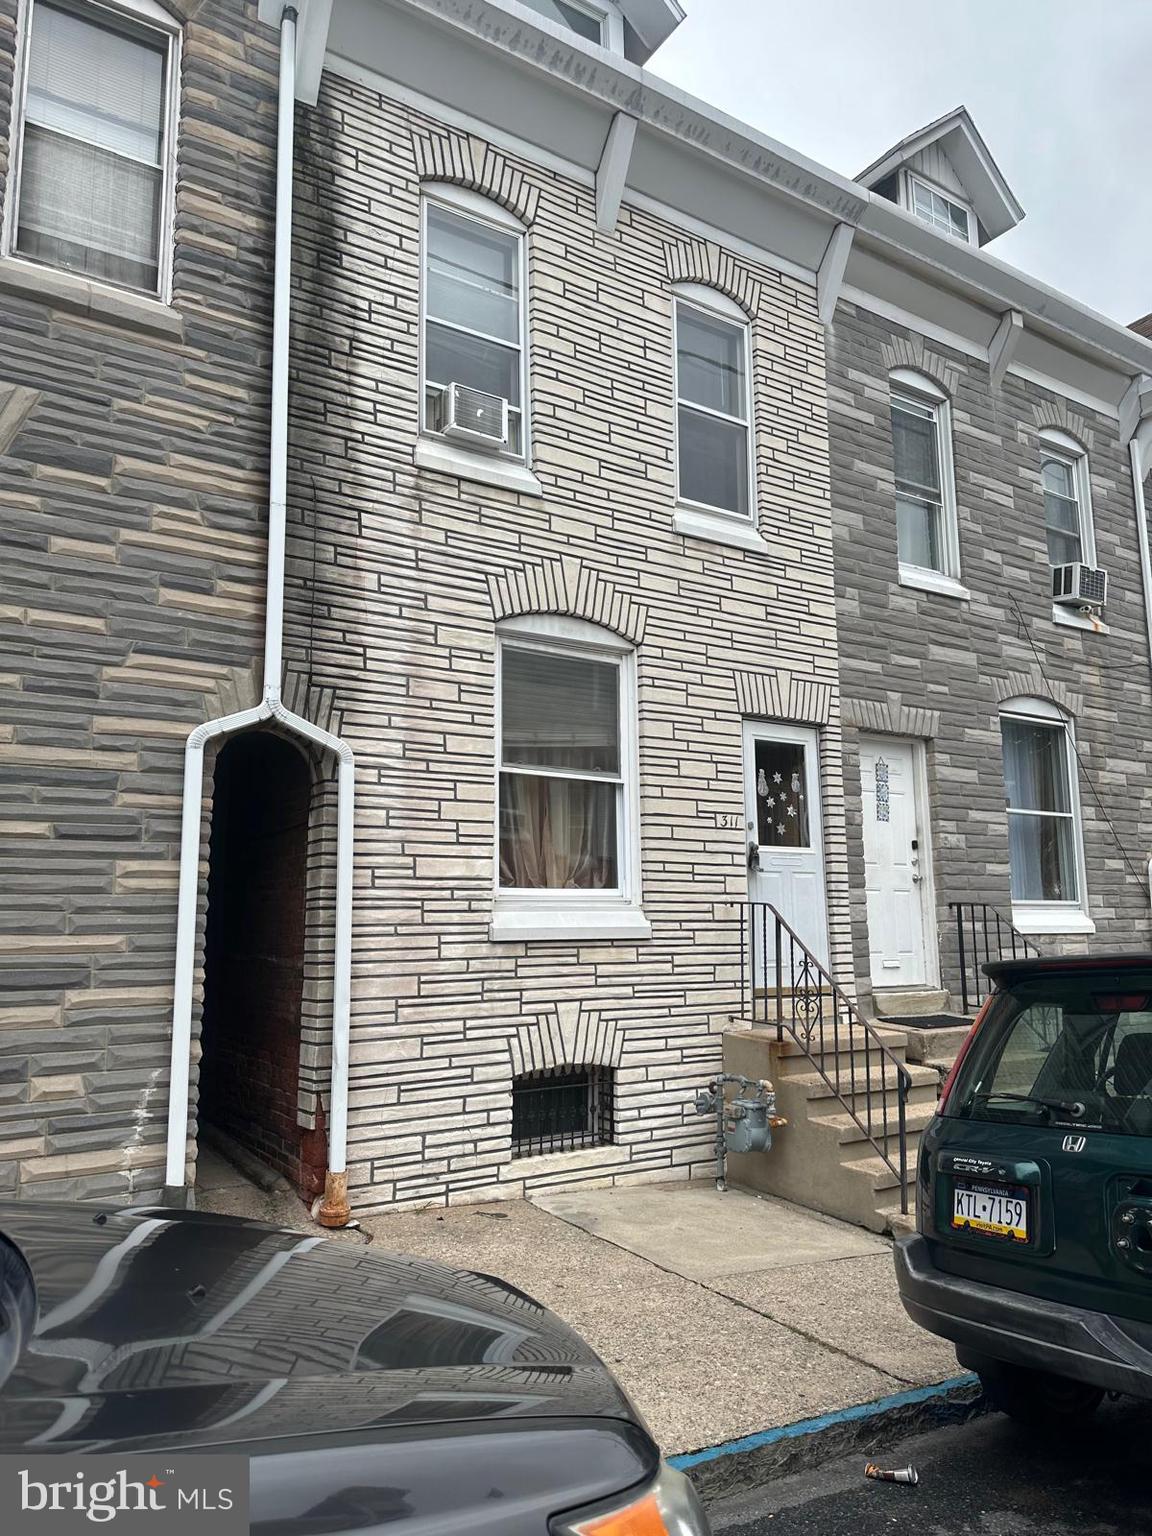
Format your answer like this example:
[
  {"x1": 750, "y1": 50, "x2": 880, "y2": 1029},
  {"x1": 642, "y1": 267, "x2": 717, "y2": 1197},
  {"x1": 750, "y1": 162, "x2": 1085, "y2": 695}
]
[
  {"x1": 421, "y1": 180, "x2": 526, "y2": 232},
  {"x1": 498, "y1": 613, "x2": 633, "y2": 654},
  {"x1": 889, "y1": 365, "x2": 948, "y2": 403},
  {"x1": 1039, "y1": 426, "x2": 1086, "y2": 457},
  {"x1": 672, "y1": 280, "x2": 752, "y2": 325},
  {"x1": 999, "y1": 694, "x2": 1072, "y2": 723}
]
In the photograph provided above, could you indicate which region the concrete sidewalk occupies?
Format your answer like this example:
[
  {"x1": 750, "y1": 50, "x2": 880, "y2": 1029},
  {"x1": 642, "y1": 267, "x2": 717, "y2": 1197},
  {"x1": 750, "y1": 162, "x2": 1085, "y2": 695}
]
[
  {"x1": 356, "y1": 1183, "x2": 957, "y2": 1456},
  {"x1": 196, "y1": 1162, "x2": 956, "y2": 1455}
]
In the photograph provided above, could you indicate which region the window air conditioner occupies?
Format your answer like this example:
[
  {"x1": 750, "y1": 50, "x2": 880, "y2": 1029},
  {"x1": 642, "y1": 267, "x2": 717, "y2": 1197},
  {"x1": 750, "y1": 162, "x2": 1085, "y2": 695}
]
[
  {"x1": 442, "y1": 383, "x2": 509, "y2": 450},
  {"x1": 1052, "y1": 563, "x2": 1107, "y2": 611}
]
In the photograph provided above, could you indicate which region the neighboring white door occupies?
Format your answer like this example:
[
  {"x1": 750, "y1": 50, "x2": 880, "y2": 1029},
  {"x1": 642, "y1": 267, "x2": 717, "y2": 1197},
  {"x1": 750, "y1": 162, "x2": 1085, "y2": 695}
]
[
  {"x1": 859, "y1": 738, "x2": 930, "y2": 989},
  {"x1": 743, "y1": 721, "x2": 829, "y2": 972}
]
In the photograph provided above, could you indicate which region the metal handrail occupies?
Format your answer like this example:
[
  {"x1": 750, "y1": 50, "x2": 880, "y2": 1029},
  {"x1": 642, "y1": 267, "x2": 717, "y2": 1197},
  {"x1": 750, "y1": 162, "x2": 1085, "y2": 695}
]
[
  {"x1": 947, "y1": 901, "x2": 1040, "y2": 1014},
  {"x1": 739, "y1": 903, "x2": 912, "y2": 1214}
]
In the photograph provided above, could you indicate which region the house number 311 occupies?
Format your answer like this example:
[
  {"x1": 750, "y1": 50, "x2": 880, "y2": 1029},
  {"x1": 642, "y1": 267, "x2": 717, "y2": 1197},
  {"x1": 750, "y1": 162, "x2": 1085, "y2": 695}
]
[{"x1": 716, "y1": 813, "x2": 742, "y2": 829}]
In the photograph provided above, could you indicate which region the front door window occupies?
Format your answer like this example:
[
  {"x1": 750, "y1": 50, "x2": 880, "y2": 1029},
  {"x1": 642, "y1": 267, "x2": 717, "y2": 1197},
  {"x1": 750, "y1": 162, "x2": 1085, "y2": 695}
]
[{"x1": 753, "y1": 740, "x2": 810, "y2": 849}]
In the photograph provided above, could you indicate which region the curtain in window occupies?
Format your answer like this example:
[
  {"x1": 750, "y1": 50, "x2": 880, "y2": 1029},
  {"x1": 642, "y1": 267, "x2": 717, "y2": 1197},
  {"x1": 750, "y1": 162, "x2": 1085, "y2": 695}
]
[
  {"x1": 498, "y1": 645, "x2": 622, "y2": 889},
  {"x1": 17, "y1": 3, "x2": 167, "y2": 292},
  {"x1": 1002, "y1": 716, "x2": 1078, "y2": 902}
]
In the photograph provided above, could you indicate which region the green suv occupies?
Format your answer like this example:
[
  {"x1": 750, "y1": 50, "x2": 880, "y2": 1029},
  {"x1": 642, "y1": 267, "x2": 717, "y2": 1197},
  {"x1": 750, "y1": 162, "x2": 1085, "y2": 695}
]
[{"x1": 895, "y1": 953, "x2": 1152, "y2": 1424}]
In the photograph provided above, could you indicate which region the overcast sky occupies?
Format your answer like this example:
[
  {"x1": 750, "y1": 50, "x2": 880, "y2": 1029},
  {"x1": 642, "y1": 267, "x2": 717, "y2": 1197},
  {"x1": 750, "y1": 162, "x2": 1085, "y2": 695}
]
[{"x1": 651, "y1": 0, "x2": 1150, "y2": 327}]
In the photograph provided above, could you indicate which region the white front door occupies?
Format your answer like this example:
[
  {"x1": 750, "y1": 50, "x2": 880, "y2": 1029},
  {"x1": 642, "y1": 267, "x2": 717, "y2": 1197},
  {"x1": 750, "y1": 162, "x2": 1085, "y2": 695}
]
[
  {"x1": 859, "y1": 738, "x2": 931, "y2": 988},
  {"x1": 743, "y1": 721, "x2": 829, "y2": 970}
]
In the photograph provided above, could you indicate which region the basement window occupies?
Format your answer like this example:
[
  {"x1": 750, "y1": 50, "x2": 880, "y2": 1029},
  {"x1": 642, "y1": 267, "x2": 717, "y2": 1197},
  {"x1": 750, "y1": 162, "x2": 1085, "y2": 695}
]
[{"x1": 511, "y1": 1065, "x2": 614, "y2": 1157}]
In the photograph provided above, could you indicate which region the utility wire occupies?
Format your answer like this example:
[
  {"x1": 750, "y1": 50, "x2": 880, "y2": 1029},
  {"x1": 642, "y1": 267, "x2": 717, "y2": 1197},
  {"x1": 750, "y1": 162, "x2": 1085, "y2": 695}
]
[{"x1": 1008, "y1": 592, "x2": 1148, "y2": 893}]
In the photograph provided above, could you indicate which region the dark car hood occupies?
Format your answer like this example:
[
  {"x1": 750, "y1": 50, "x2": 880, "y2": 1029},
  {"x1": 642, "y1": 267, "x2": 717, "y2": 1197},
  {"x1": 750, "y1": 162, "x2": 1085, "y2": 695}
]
[{"x1": 0, "y1": 1202, "x2": 640, "y2": 1454}]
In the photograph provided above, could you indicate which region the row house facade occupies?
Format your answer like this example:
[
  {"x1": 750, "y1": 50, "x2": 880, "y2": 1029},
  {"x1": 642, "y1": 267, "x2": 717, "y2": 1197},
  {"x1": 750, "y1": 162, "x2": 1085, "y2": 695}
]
[{"x1": 3, "y1": 0, "x2": 1152, "y2": 1223}]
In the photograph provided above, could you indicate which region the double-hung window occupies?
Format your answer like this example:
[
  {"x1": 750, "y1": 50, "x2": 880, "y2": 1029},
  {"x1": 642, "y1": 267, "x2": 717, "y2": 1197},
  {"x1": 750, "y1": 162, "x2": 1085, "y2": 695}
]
[
  {"x1": 906, "y1": 174, "x2": 974, "y2": 245},
  {"x1": 674, "y1": 287, "x2": 754, "y2": 523},
  {"x1": 493, "y1": 617, "x2": 646, "y2": 941},
  {"x1": 7, "y1": 0, "x2": 179, "y2": 297},
  {"x1": 1039, "y1": 431, "x2": 1093, "y2": 569},
  {"x1": 422, "y1": 189, "x2": 526, "y2": 459},
  {"x1": 1001, "y1": 699, "x2": 1090, "y2": 933},
  {"x1": 890, "y1": 369, "x2": 962, "y2": 593}
]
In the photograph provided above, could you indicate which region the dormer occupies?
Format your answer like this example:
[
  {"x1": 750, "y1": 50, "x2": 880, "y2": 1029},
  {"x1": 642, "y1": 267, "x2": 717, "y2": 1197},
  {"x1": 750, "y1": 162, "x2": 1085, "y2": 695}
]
[
  {"x1": 517, "y1": 0, "x2": 685, "y2": 62},
  {"x1": 856, "y1": 106, "x2": 1024, "y2": 248}
]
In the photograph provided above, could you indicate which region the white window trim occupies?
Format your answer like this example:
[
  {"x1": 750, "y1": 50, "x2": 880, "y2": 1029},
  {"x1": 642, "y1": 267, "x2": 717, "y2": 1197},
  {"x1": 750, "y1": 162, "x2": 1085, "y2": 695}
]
[
  {"x1": 2, "y1": 0, "x2": 182, "y2": 304},
  {"x1": 514, "y1": 0, "x2": 624, "y2": 52},
  {"x1": 902, "y1": 169, "x2": 976, "y2": 247},
  {"x1": 890, "y1": 367, "x2": 962, "y2": 586},
  {"x1": 1000, "y1": 697, "x2": 1093, "y2": 935},
  {"x1": 672, "y1": 283, "x2": 757, "y2": 532},
  {"x1": 491, "y1": 614, "x2": 647, "y2": 943},
  {"x1": 419, "y1": 182, "x2": 530, "y2": 467}
]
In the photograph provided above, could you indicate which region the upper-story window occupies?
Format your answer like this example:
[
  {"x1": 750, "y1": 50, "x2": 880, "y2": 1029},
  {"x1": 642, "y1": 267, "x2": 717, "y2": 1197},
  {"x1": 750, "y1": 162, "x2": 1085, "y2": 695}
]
[
  {"x1": 889, "y1": 368, "x2": 962, "y2": 594},
  {"x1": 421, "y1": 186, "x2": 527, "y2": 461},
  {"x1": 674, "y1": 285, "x2": 754, "y2": 524},
  {"x1": 1039, "y1": 430, "x2": 1094, "y2": 569},
  {"x1": 519, "y1": 0, "x2": 623, "y2": 49},
  {"x1": 906, "y1": 173, "x2": 974, "y2": 245},
  {"x1": 6, "y1": 0, "x2": 180, "y2": 298}
]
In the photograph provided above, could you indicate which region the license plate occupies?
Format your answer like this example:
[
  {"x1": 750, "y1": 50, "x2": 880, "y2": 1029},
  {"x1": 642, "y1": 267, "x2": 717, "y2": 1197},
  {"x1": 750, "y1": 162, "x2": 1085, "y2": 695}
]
[{"x1": 952, "y1": 1180, "x2": 1029, "y2": 1242}]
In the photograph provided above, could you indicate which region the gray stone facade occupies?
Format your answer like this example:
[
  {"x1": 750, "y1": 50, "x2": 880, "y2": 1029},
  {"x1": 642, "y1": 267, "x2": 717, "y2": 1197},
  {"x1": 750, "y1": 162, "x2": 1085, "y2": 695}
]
[
  {"x1": 826, "y1": 303, "x2": 1152, "y2": 1007},
  {"x1": 0, "y1": 0, "x2": 278, "y2": 1200}
]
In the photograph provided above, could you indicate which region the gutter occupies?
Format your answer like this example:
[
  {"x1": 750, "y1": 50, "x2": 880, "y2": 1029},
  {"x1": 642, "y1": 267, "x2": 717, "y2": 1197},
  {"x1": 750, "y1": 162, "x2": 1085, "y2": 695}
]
[
  {"x1": 163, "y1": 5, "x2": 355, "y2": 1228},
  {"x1": 1130, "y1": 439, "x2": 1152, "y2": 687}
]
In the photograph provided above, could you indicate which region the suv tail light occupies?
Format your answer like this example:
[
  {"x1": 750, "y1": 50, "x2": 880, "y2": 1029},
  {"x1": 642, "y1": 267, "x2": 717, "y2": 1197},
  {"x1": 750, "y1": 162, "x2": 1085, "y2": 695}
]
[{"x1": 937, "y1": 1006, "x2": 989, "y2": 1114}]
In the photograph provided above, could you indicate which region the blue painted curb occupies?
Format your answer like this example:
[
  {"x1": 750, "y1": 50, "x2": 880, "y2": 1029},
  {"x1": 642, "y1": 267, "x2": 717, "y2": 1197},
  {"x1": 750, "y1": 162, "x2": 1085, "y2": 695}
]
[{"x1": 669, "y1": 1374, "x2": 980, "y2": 1471}]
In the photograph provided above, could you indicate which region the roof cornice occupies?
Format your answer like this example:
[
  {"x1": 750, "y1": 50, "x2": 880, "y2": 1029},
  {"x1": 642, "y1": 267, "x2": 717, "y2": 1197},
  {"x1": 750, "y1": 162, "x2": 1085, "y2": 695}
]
[{"x1": 309, "y1": 0, "x2": 1152, "y2": 384}]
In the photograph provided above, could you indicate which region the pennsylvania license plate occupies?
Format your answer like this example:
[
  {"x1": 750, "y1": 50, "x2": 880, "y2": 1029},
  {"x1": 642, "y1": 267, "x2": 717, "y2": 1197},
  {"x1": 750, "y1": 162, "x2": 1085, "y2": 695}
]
[{"x1": 952, "y1": 1180, "x2": 1029, "y2": 1242}]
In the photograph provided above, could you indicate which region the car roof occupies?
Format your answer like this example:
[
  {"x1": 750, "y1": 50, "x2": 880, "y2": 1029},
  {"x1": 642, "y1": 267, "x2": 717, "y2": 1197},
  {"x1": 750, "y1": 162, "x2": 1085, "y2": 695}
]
[{"x1": 985, "y1": 952, "x2": 1152, "y2": 984}]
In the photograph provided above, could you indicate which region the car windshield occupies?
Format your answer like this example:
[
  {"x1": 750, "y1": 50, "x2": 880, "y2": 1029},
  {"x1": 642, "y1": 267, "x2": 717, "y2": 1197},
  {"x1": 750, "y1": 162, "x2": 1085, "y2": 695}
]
[{"x1": 954, "y1": 972, "x2": 1152, "y2": 1138}]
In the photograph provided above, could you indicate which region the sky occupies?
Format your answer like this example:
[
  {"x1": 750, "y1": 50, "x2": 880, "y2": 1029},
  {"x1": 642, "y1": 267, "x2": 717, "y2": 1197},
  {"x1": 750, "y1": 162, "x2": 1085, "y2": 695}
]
[{"x1": 650, "y1": 0, "x2": 1151, "y2": 327}]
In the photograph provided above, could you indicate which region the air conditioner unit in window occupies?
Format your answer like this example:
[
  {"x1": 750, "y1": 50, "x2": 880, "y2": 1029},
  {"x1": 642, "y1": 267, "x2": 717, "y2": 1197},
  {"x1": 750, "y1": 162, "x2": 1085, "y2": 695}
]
[
  {"x1": 1052, "y1": 562, "x2": 1107, "y2": 611},
  {"x1": 442, "y1": 383, "x2": 509, "y2": 450}
]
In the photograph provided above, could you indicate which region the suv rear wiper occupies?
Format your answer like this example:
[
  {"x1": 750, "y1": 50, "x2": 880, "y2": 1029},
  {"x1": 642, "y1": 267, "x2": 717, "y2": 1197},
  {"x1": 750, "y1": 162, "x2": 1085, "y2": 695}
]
[{"x1": 971, "y1": 1091, "x2": 1086, "y2": 1119}]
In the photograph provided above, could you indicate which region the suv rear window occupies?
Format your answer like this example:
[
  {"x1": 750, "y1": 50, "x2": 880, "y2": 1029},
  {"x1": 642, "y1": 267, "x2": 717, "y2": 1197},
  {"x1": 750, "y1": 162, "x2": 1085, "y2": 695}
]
[{"x1": 949, "y1": 972, "x2": 1152, "y2": 1138}]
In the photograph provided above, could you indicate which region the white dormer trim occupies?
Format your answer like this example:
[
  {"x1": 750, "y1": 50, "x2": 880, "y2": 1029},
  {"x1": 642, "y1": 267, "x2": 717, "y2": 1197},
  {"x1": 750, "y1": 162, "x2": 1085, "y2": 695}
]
[{"x1": 857, "y1": 106, "x2": 1024, "y2": 244}]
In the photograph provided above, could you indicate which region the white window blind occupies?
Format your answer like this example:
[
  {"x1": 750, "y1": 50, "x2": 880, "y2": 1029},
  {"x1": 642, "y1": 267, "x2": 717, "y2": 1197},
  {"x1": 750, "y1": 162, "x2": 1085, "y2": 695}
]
[{"x1": 15, "y1": 1, "x2": 171, "y2": 293}]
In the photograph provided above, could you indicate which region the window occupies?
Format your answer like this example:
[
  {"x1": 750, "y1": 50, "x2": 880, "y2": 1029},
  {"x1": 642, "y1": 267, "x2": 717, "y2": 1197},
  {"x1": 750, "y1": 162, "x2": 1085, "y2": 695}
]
[
  {"x1": 421, "y1": 188, "x2": 526, "y2": 458},
  {"x1": 889, "y1": 369, "x2": 961, "y2": 590},
  {"x1": 907, "y1": 174, "x2": 974, "y2": 244},
  {"x1": 7, "y1": 0, "x2": 179, "y2": 297},
  {"x1": 1000, "y1": 699, "x2": 1089, "y2": 932},
  {"x1": 512, "y1": 1065, "x2": 614, "y2": 1157},
  {"x1": 674, "y1": 287, "x2": 754, "y2": 521},
  {"x1": 1039, "y1": 431, "x2": 1093, "y2": 569},
  {"x1": 520, "y1": 0, "x2": 608, "y2": 44},
  {"x1": 492, "y1": 616, "x2": 646, "y2": 941}
]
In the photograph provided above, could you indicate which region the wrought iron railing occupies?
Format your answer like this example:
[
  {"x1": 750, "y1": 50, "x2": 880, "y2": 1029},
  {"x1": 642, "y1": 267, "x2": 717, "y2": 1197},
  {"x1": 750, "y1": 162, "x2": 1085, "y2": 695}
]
[
  {"x1": 947, "y1": 901, "x2": 1040, "y2": 1015},
  {"x1": 739, "y1": 903, "x2": 912, "y2": 1214}
]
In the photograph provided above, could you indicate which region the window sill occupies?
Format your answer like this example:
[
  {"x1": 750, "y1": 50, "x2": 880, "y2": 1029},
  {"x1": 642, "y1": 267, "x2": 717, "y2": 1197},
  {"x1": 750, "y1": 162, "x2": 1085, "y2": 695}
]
[
  {"x1": 0, "y1": 256, "x2": 183, "y2": 341},
  {"x1": 415, "y1": 437, "x2": 543, "y2": 496},
  {"x1": 674, "y1": 504, "x2": 767, "y2": 554},
  {"x1": 503, "y1": 1143, "x2": 628, "y2": 1181},
  {"x1": 1051, "y1": 604, "x2": 1109, "y2": 634},
  {"x1": 897, "y1": 564, "x2": 971, "y2": 600},
  {"x1": 490, "y1": 905, "x2": 651, "y2": 942},
  {"x1": 1011, "y1": 906, "x2": 1096, "y2": 936}
]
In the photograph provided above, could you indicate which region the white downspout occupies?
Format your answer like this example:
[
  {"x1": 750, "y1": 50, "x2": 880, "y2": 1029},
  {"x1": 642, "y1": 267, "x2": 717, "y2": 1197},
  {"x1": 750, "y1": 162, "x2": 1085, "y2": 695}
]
[{"x1": 163, "y1": 4, "x2": 355, "y2": 1227}]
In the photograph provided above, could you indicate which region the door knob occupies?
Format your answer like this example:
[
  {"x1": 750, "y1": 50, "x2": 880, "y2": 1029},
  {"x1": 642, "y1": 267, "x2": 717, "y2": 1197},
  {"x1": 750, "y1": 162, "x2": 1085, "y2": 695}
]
[{"x1": 747, "y1": 841, "x2": 761, "y2": 872}]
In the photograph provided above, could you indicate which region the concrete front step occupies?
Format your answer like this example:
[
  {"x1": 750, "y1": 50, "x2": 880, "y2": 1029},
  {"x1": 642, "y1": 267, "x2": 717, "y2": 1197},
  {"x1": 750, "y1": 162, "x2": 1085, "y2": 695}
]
[
  {"x1": 872, "y1": 987, "x2": 949, "y2": 1017},
  {"x1": 881, "y1": 1019, "x2": 972, "y2": 1069},
  {"x1": 808, "y1": 1099, "x2": 937, "y2": 1147},
  {"x1": 783, "y1": 1061, "x2": 940, "y2": 1102},
  {"x1": 876, "y1": 1204, "x2": 917, "y2": 1238}
]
